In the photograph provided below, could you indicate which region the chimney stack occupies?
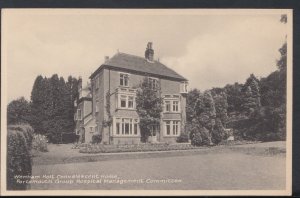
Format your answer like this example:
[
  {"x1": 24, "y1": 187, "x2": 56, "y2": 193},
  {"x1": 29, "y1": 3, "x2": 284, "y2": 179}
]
[
  {"x1": 145, "y1": 42, "x2": 154, "y2": 62},
  {"x1": 104, "y1": 56, "x2": 109, "y2": 63}
]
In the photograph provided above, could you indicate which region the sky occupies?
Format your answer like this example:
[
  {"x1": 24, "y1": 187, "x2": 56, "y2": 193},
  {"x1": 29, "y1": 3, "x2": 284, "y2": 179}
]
[{"x1": 2, "y1": 9, "x2": 289, "y2": 103}]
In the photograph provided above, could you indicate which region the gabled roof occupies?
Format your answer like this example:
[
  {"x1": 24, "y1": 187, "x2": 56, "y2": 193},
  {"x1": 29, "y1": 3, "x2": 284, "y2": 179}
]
[{"x1": 90, "y1": 52, "x2": 187, "y2": 81}]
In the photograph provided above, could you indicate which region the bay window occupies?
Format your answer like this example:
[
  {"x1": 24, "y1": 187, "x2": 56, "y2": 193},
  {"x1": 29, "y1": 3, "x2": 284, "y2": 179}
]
[
  {"x1": 164, "y1": 120, "x2": 181, "y2": 136},
  {"x1": 164, "y1": 96, "x2": 180, "y2": 113},
  {"x1": 118, "y1": 94, "x2": 135, "y2": 109},
  {"x1": 114, "y1": 118, "x2": 139, "y2": 136}
]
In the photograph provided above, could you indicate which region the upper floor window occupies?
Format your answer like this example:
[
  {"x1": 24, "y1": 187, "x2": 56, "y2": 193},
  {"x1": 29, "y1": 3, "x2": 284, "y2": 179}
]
[
  {"x1": 76, "y1": 109, "x2": 82, "y2": 120},
  {"x1": 95, "y1": 76, "x2": 100, "y2": 89},
  {"x1": 95, "y1": 100, "x2": 99, "y2": 113},
  {"x1": 180, "y1": 81, "x2": 188, "y2": 93},
  {"x1": 120, "y1": 73, "x2": 129, "y2": 87},
  {"x1": 118, "y1": 95, "x2": 135, "y2": 110},
  {"x1": 148, "y1": 77, "x2": 158, "y2": 90},
  {"x1": 164, "y1": 95, "x2": 180, "y2": 113}
]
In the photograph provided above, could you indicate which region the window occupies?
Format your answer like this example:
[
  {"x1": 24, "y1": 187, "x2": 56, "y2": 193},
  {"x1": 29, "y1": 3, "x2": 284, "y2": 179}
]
[
  {"x1": 148, "y1": 77, "x2": 158, "y2": 90},
  {"x1": 76, "y1": 130, "x2": 80, "y2": 135},
  {"x1": 173, "y1": 101, "x2": 179, "y2": 112},
  {"x1": 180, "y1": 81, "x2": 188, "y2": 93},
  {"x1": 173, "y1": 121, "x2": 179, "y2": 135},
  {"x1": 118, "y1": 95, "x2": 135, "y2": 109},
  {"x1": 165, "y1": 101, "x2": 171, "y2": 112},
  {"x1": 90, "y1": 127, "x2": 94, "y2": 133},
  {"x1": 120, "y1": 73, "x2": 129, "y2": 86},
  {"x1": 114, "y1": 118, "x2": 139, "y2": 136},
  {"x1": 164, "y1": 97, "x2": 180, "y2": 113},
  {"x1": 95, "y1": 77, "x2": 100, "y2": 89},
  {"x1": 128, "y1": 96, "x2": 134, "y2": 108},
  {"x1": 120, "y1": 95, "x2": 127, "y2": 108},
  {"x1": 95, "y1": 101, "x2": 99, "y2": 112},
  {"x1": 164, "y1": 120, "x2": 180, "y2": 136},
  {"x1": 76, "y1": 109, "x2": 82, "y2": 120},
  {"x1": 165, "y1": 121, "x2": 171, "y2": 135}
]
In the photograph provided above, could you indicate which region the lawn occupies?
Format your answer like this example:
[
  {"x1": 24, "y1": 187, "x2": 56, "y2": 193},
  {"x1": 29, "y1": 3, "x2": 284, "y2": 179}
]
[{"x1": 30, "y1": 141, "x2": 286, "y2": 190}]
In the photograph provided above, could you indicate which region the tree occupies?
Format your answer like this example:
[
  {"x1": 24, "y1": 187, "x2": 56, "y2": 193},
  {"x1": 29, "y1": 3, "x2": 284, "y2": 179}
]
[
  {"x1": 30, "y1": 75, "x2": 47, "y2": 134},
  {"x1": 136, "y1": 77, "x2": 163, "y2": 142},
  {"x1": 186, "y1": 89, "x2": 202, "y2": 123},
  {"x1": 224, "y1": 82, "x2": 243, "y2": 114},
  {"x1": 7, "y1": 97, "x2": 31, "y2": 125},
  {"x1": 241, "y1": 74, "x2": 261, "y2": 115}
]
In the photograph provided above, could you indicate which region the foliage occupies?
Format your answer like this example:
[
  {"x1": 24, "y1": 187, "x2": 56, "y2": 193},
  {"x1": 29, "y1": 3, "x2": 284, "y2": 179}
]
[
  {"x1": 224, "y1": 83, "x2": 243, "y2": 113},
  {"x1": 92, "y1": 134, "x2": 102, "y2": 144},
  {"x1": 7, "y1": 97, "x2": 31, "y2": 125},
  {"x1": 32, "y1": 134, "x2": 48, "y2": 152},
  {"x1": 30, "y1": 74, "x2": 78, "y2": 143},
  {"x1": 241, "y1": 74, "x2": 261, "y2": 116},
  {"x1": 103, "y1": 91, "x2": 112, "y2": 127},
  {"x1": 213, "y1": 92, "x2": 229, "y2": 127},
  {"x1": 186, "y1": 89, "x2": 201, "y2": 122},
  {"x1": 79, "y1": 143, "x2": 198, "y2": 154},
  {"x1": 211, "y1": 118, "x2": 229, "y2": 144},
  {"x1": 176, "y1": 132, "x2": 189, "y2": 143},
  {"x1": 7, "y1": 124, "x2": 33, "y2": 190},
  {"x1": 190, "y1": 126, "x2": 210, "y2": 146},
  {"x1": 136, "y1": 77, "x2": 163, "y2": 142}
]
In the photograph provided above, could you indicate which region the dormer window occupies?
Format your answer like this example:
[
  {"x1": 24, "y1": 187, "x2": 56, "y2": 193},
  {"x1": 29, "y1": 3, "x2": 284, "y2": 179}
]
[
  {"x1": 120, "y1": 73, "x2": 129, "y2": 87},
  {"x1": 180, "y1": 81, "x2": 188, "y2": 93}
]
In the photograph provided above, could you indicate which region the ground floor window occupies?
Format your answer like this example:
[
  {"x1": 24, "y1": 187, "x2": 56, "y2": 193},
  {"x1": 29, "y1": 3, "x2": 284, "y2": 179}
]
[
  {"x1": 114, "y1": 117, "x2": 139, "y2": 136},
  {"x1": 164, "y1": 120, "x2": 180, "y2": 136}
]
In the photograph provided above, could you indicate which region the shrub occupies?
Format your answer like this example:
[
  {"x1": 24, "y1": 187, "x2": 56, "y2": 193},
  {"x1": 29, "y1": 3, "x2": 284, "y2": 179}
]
[
  {"x1": 211, "y1": 119, "x2": 229, "y2": 144},
  {"x1": 176, "y1": 132, "x2": 189, "y2": 143},
  {"x1": 92, "y1": 133, "x2": 102, "y2": 144},
  {"x1": 191, "y1": 127, "x2": 210, "y2": 146},
  {"x1": 32, "y1": 134, "x2": 48, "y2": 152},
  {"x1": 8, "y1": 124, "x2": 34, "y2": 150},
  {"x1": 7, "y1": 125, "x2": 33, "y2": 190}
]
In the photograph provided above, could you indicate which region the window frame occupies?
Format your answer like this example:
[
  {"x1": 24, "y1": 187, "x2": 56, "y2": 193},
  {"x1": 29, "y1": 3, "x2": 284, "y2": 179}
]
[
  {"x1": 117, "y1": 94, "x2": 136, "y2": 110},
  {"x1": 119, "y1": 73, "x2": 129, "y2": 87},
  {"x1": 113, "y1": 117, "x2": 140, "y2": 137},
  {"x1": 180, "y1": 81, "x2": 188, "y2": 93},
  {"x1": 164, "y1": 120, "x2": 181, "y2": 137},
  {"x1": 76, "y1": 109, "x2": 82, "y2": 120},
  {"x1": 148, "y1": 77, "x2": 159, "y2": 90},
  {"x1": 163, "y1": 95, "x2": 180, "y2": 113}
]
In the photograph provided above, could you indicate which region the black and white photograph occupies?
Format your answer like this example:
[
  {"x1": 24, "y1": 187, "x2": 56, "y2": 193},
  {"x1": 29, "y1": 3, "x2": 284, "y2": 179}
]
[{"x1": 1, "y1": 9, "x2": 292, "y2": 196}]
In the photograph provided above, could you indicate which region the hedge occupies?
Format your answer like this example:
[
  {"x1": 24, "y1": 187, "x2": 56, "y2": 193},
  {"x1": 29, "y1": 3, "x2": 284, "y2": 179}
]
[{"x1": 7, "y1": 124, "x2": 33, "y2": 190}]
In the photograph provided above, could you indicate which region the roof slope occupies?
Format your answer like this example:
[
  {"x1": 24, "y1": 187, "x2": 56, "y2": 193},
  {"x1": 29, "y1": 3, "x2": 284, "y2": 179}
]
[{"x1": 90, "y1": 53, "x2": 187, "y2": 81}]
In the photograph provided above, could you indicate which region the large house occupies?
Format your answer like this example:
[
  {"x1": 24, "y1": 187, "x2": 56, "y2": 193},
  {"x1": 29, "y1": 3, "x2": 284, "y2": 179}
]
[{"x1": 75, "y1": 42, "x2": 188, "y2": 144}]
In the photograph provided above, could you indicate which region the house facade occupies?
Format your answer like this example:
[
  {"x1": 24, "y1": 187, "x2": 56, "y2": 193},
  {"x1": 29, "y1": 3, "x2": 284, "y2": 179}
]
[
  {"x1": 86, "y1": 42, "x2": 188, "y2": 145},
  {"x1": 74, "y1": 78, "x2": 97, "y2": 143}
]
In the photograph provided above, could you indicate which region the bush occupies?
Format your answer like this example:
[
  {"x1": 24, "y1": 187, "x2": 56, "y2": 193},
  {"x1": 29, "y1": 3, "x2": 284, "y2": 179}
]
[
  {"x1": 191, "y1": 127, "x2": 211, "y2": 146},
  {"x1": 211, "y1": 119, "x2": 229, "y2": 144},
  {"x1": 32, "y1": 134, "x2": 48, "y2": 152},
  {"x1": 7, "y1": 125, "x2": 33, "y2": 190},
  {"x1": 176, "y1": 132, "x2": 189, "y2": 143},
  {"x1": 92, "y1": 134, "x2": 102, "y2": 144}
]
